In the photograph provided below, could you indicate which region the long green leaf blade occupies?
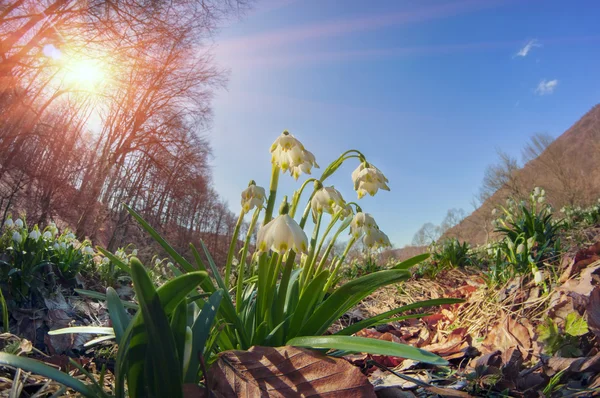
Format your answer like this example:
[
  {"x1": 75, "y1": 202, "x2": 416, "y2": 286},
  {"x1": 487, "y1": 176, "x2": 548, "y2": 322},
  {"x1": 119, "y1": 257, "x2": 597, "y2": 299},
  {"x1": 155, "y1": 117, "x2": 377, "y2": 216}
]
[
  {"x1": 74, "y1": 288, "x2": 138, "y2": 310},
  {"x1": 185, "y1": 289, "x2": 223, "y2": 383},
  {"x1": 336, "y1": 298, "x2": 464, "y2": 336},
  {"x1": 107, "y1": 287, "x2": 130, "y2": 344},
  {"x1": 287, "y1": 335, "x2": 448, "y2": 366},
  {"x1": 130, "y1": 258, "x2": 183, "y2": 398},
  {"x1": 392, "y1": 253, "x2": 430, "y2": 270},
  {"x1": 125, "y1": 204, "x2": 196, "y2": 273},
  {"x1": 0, "y1": 353, "x2": 97, "y2": 396},
  {"x1": 298, "y1": 270, "x2": 411, "y2": 337}
]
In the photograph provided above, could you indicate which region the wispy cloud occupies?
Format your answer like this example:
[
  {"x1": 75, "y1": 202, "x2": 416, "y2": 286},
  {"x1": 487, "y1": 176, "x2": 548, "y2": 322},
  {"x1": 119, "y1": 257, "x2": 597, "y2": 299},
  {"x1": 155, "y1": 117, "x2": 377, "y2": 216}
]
[
  {"x1": 515, "y1": 39, "x2": 541, "y2": 57},
  {"x1": 534, "y1": 79, "x2": 558, "y2": 95},
  {"x1": 218, "y1": 0, "x2": 510, "y2": 55}
]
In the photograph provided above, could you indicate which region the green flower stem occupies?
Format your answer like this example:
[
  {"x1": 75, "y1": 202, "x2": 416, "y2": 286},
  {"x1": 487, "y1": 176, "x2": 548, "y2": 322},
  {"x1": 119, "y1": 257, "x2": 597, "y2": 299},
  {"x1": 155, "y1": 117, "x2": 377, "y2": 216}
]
[
  {"x1": 300, "y1": 213, "x2": 323, "y2": 290},
  {"x1": 263, "y1": 165, "x2": 280, "y2": 226},
  {"x1": 310, "y1": 212, "x2": 341, "y2": 275},
  {"x1": 264, "y1": 254, "x2": 284, "y2": 326},
  {"x1": 319, "y1": 149, "x2": 366, "y2": 183},
  {"x1": 314, "y1": 215, "x2": 348, "y2": 276},
  {"x1": 225, "y1": 211, "x2": 245, "y2": 288},
  {"x1": 256, "y1": 253, "x2": 274, "y2": 325},
  {"x1": 290, "y1": 178, "x2": 316, "y2": 218},
  {"x1": 324, "y1": 236, "x2": 357, "y2": 291},
  {"x1": 236, "y1": 208, "x2": 261, "y2": 312}
]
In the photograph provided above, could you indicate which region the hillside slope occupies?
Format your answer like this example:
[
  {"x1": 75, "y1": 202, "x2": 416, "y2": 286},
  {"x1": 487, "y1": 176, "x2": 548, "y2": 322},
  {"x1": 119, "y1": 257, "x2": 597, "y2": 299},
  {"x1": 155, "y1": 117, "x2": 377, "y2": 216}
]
[{"x1": 444, "y1": 104, "x2": 600, "y2": 245}]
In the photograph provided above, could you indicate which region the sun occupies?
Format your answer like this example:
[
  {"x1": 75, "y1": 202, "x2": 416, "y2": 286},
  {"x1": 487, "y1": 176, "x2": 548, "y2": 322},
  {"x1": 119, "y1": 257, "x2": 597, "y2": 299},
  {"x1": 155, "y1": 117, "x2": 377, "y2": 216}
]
[{"x1": 62, "y1": 56, "x2": 107, "y2": 92}]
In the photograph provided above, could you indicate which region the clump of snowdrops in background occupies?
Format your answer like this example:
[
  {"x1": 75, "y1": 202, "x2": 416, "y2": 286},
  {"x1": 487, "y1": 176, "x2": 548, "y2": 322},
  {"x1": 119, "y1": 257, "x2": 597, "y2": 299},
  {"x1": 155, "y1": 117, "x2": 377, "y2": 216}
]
[{"x1": 1, "y1": 216, "x2": 97, "y2": 306}]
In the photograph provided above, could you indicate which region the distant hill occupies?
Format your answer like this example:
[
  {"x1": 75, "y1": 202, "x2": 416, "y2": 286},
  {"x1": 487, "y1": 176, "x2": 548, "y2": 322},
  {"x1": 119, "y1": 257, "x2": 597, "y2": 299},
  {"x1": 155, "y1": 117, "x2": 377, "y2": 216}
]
[
  {"x1": 382, "y1": 245, "x2": 428, "y2": 263},
  {"x1": 443, "y1": 104, "x2": 600, "y2": 245}
]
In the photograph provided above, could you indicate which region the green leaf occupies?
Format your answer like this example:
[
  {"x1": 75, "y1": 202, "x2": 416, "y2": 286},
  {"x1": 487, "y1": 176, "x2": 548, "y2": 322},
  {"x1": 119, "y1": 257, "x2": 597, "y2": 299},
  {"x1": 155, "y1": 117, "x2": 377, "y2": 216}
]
[
  {"x1": 336, "y1": 298, "x2": 464, "y2": 336},
  {"x1": 297, "y1": 269, "x2": 411, "y2": 337},
  {"x1": 48, "y1": 326, "x2": 115, "y2": 335},
  {"x1": 371, "y1": 313, "x2": 433, "y2": 326},
  {"x1": 565, "y1": 313, "x2": 589, "y2": 337},
  {"x1": 392, "y1": 253, "x2": 430, "y2": 270},
  {"x1": 107, "y1": 287, "x2": 130, "y2": 344},
  {"x1": 287, "y1": 335, "x2": 448, "y2": 366},
  {"x1": 198, "y1": 240, "x2": 250, "y2": 348},
  {"x1": 288, "y1": 271, "x2": 329, "y2": 335},
  {"x1": 115, "y1": 270, "x2": 207, "y2": 398},
  {"x1": 171, "y1": 299, "x2": 188, "y2": 366},
  {"x1": 0, "y1": 353, "x2": 97, "y2": 396},
  {"x1": 130, "y1": 258, "x2": 183, "y2": 398},
  {"x1": 156, "y1": 271, "x2": 209, "y2": 314},
  {"x1": 84, "y1": 335, "x2": 115, "y2": 347},
  {"x1": 125, "y1": 204, "x2": 196, "y2": 273},
  {"x1": 185, "y1": 289, "x2": 223, "y2": 383}
]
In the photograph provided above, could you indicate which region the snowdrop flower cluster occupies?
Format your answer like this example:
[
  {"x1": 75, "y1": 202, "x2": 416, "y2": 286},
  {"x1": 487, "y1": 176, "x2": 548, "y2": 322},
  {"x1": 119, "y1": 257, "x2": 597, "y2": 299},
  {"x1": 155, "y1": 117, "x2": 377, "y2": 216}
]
[
  {"x1": 241, "y1": 182, "x2": 266, "y2": 214},
  {"x1": 257, "y1": 213, "x2": 308, "y2": 255},
  {"x1": 351, "y1": 162, "x2": 390, "y2": 199},
  {"x1": 310, "y1": 186, "x2": 346, "y2": 220},
  {"x1": 29, "y1": 227, "x2": 41, "y2": 241},
  {"x1": 12, "y1": 231, "x2": 22, "y2": 243},
  {"x1": 270, "y1": 131, "x2": 318, "y2": 180},
  {"x1": 350, "y1": 212, "x2": 378, "y2": 238},
  {"x1": 350, "y1": 212, "x2": 391, "y2": 249}
]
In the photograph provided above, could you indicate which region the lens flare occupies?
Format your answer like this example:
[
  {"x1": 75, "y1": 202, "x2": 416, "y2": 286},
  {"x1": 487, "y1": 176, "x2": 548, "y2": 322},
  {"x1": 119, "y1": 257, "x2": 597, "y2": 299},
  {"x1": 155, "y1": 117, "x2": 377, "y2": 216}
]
[{"x1": 62, "y1": 57, "x2": 106, "y2": 92}]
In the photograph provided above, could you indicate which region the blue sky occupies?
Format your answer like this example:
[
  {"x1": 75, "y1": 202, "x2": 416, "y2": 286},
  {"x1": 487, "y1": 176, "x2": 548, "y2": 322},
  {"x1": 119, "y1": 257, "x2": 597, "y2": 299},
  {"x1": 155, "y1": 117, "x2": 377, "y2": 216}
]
[{"x1": 208, "y1": 0, "x2": 600, "y2": 247}]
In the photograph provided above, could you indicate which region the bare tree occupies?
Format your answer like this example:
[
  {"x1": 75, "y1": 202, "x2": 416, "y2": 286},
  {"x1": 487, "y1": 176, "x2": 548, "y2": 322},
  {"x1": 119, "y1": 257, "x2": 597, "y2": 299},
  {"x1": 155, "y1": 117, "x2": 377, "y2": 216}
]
[
  {"x1": 478, "y1": 150, "x2": 522, "y2": 203},
  {"x1": 412, "y1": 222, "x2": 441, "y2": 246}
]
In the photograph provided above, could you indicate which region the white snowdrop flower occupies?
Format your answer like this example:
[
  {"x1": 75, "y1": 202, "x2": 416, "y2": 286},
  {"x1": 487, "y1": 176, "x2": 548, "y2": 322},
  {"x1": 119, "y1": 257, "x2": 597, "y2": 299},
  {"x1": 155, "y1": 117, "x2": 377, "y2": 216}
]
[
  {"x1": 537, "y1": 196, "x2": 545, "y2": 203},
  {"x1": 256, "y1": 214, "x2": 308, "y2": 255},
  {"x1": 350, "y1": 212, "x2": 378, "y2": 238},
  {"x1": 533, "y1": 187, "x2": 541, "y2": 196},
  {"x1": 83, "y1": 246, "x2": 94, "y2": 255},
  {"x1": 4, "y1": 218, "x2": 14, "y2": 228},
  {"x1": 339, "y1": 203, "x2": 354, "y2": 220},
  {"x1": 363, "y1": 228, "x2": 392, "y2": 250},
  {"x1": 516, "y1": 243, "x2": 525, "y2": 254},
  {"x1": 65, "y1": 232, "x2": 75, "y2": 241},
  {"x1": 527, "y1": 237, "x2": 535, "y2": 248},
  {"x1": 241, "y1": 183, "x2": 266, "y2": 213},
  {"x1": 53, "y1": 242, "x2": 60, "y2": 250},
  {"x1": 132, "y1": 249, "x2": 138, "y2": 256},
  {"x1": 534, "y1": 270, "x2": 544, "y2": 284},
  {"x1": 351, "y1": 162, "x2": 390, "y2": 199},
  {"x1": 270, "y1": 131, "x2": 319, "y2": 180},
  {"x1": 102, "y1": 257, "x2": 110, "y2": 265},
  {"x1": 43, "y1": 231, "x2": 52, "y2": 240},
  {"x1": 29, "y1": 229, "x2": 41, "y2": 241},
  {"x1": 13, "y1": 232, "x2": 22, "y2": 243},
  {"x1": 311, "y1": 186, "x2": 346, "y2": 220},
  {"x1": 491, "y1": 209, "x2": 497, "y2": 216},
  {"x1": 60, "y1": 242, "x2": 67, "y2": 250},
  {"x1": 15, "y1": 219, "x2": 24, "y2": 229}
]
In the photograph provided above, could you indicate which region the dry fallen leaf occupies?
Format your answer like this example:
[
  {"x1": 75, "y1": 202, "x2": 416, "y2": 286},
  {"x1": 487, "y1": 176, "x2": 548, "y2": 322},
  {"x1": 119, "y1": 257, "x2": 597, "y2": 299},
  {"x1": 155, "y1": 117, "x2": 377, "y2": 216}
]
[
  {"x1": 586, "y1": 286, "x2": 600, "y2": 340},
  {"x1": 481, "y1": 313, "x2": 533, "y2": 360},
  {"x1": 208, "y1": 346, "x2": 376, "y2": 397}
]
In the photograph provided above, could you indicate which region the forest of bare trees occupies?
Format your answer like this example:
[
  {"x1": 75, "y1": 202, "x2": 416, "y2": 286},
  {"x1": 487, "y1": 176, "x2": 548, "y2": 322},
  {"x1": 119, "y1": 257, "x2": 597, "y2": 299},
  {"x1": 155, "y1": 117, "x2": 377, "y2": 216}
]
[{"x1": 0, "y1": 0, "x2": 250, "y2": 263}]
